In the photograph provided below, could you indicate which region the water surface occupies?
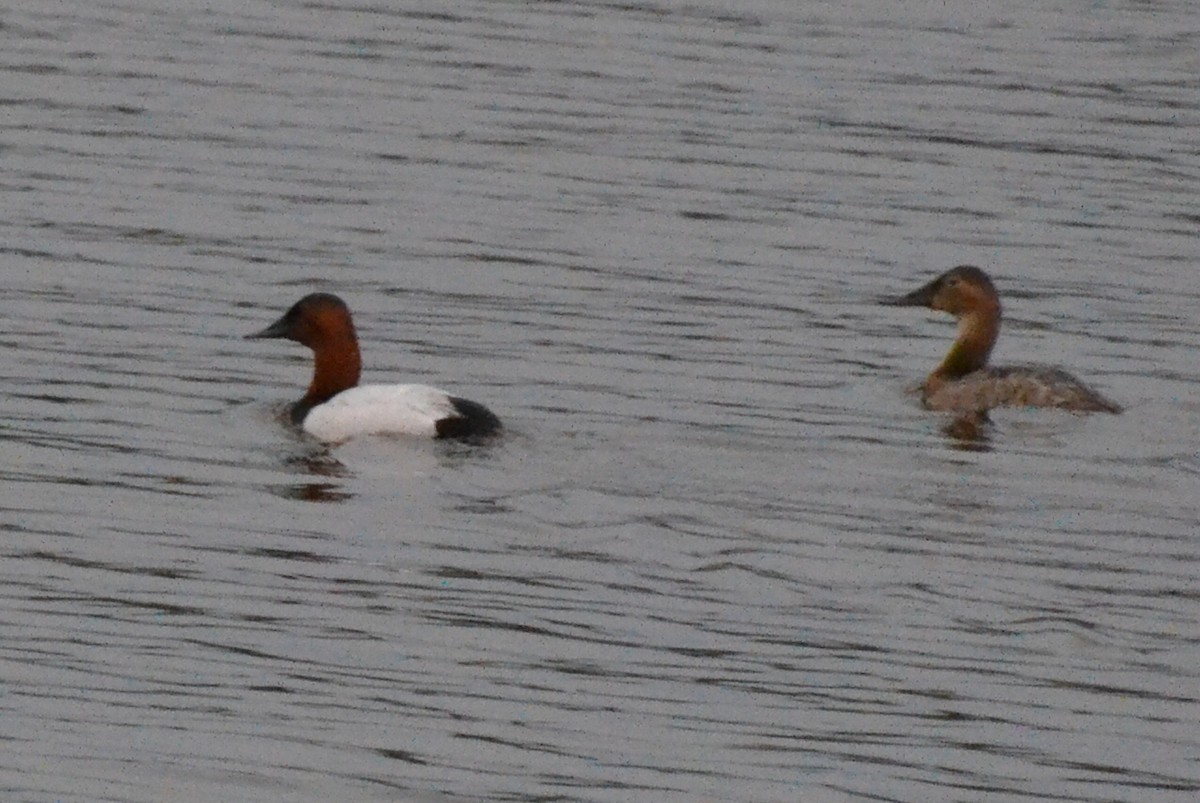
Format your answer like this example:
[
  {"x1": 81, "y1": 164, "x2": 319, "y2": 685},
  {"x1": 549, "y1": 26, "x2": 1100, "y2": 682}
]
[{"x1": 3, "y1": 1, "x2": 1199, "y2": 801}]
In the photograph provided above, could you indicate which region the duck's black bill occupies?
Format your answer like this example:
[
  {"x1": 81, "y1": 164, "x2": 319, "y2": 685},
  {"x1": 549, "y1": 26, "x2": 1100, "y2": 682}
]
[
  {"x1": 245, "y1": 316, "x2": 289, "y2": 340},
  {"x1": 881, "y1": 278, "x2": 938, "y2": 308}
]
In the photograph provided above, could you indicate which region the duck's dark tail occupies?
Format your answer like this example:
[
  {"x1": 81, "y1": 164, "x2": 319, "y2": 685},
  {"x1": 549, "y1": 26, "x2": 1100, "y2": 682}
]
[{"x1": 436, "y1": 397, "x2": 503, "y2": 440}]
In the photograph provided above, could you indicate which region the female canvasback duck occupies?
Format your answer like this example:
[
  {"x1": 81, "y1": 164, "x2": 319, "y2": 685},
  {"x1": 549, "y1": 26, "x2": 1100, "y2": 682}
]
[
  {"x1": 885, "y1": 266, "x2": 1121, "y2": 414},
  {"x1": 247, "y1": 293, "x2": 501, "y2": 442}
]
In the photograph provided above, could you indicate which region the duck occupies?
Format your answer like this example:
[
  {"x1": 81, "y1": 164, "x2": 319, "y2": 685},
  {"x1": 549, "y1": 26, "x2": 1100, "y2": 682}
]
[
  {"x1": 885, "y1": 266, "x2": 1121, "y2": 414},
  {"x1": 247, "y1": 293, "x2": 501, "y2": 442}
]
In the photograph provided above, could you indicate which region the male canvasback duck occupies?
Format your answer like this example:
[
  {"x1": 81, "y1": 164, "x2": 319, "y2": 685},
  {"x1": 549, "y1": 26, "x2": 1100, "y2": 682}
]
[
  {"x1": 247, "y1": 293, "x2": 501, "y2": 442},
  {"x1": 885, "y1": 266, "x2": 1121, "y2": 414}
]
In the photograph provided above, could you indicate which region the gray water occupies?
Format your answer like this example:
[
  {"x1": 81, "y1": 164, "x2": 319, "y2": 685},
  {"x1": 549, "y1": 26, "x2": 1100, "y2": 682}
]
[{"x1": 3, "y1": 1, "x2": 1199, "y2": 801}]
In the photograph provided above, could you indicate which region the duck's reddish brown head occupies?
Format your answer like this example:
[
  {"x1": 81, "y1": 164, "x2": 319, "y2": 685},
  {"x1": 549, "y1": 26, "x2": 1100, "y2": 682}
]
[{"x1": 247, "y1": 292, "x2": 363, "y2": 411}]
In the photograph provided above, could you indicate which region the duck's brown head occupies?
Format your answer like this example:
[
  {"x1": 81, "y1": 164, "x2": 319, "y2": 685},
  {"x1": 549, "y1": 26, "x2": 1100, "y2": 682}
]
[
  {"x1": 886, "y1": 265, "x2": 1000, "y2": 318},
  {"x1": 246, "y1": 293, "x2": 357, "y2": 350},
  {"x1": 247, "y1": 292, "x2": 363, "y2": 409}
]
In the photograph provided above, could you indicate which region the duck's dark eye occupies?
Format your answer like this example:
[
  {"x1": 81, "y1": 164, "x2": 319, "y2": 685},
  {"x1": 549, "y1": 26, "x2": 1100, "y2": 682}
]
[{"x1": 944, "y1": 276, "x2": 959, "y2": 288}]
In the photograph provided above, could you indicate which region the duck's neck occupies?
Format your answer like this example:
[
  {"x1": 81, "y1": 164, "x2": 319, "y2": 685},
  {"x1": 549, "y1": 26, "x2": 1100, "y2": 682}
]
[
  {"x1": 302, "y1": 335, "x2": 361, "y2": 409},
  {"x1": 929, "y1": 308, "x2": 999, "y2": 386}
]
